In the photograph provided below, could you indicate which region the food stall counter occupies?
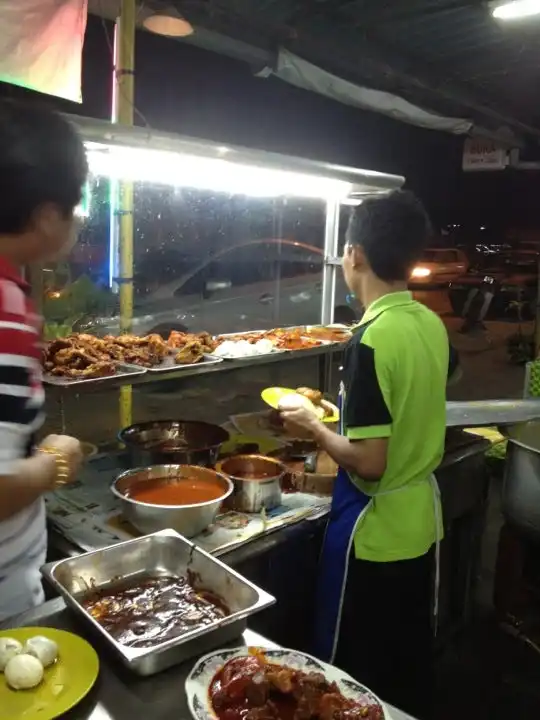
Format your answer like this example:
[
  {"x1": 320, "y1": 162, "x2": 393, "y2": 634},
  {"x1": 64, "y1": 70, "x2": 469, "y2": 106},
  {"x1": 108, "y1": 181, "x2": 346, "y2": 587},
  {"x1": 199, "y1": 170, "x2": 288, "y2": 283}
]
[{"x1": 1, "y1": 596, "x2": 416, "y2": 720}]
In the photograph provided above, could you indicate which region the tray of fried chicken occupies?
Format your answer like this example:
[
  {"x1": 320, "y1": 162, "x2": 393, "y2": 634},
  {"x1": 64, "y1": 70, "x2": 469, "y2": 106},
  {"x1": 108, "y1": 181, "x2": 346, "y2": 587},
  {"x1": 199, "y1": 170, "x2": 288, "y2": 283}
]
[
  {"x1": 154, "y1": 330, "x2": 223, "y2": 371},
  {"x1": 41, "y1": 333, "x2": 168, "y2": 385}
]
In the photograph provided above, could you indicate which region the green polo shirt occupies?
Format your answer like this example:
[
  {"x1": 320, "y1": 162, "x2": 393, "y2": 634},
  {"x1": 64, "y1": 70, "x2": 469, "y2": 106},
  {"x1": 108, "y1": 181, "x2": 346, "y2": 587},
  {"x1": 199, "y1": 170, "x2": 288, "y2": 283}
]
[{"x1": 344, "y1": 291, "x2": 453, "y2": 562}]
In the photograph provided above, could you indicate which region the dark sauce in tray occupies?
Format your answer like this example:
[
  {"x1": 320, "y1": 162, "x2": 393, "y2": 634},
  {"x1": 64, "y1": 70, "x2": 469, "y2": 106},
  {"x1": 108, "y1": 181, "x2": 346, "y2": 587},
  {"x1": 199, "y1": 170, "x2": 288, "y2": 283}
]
[{"x1": 82, "y1": 575, "x2": 229, "y2": 648}]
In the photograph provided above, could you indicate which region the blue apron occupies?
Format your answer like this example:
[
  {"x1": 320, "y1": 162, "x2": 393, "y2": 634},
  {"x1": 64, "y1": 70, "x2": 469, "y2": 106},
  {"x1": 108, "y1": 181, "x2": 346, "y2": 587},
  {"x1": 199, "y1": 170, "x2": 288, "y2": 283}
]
[
  {"x1": 313, "y1": 384, "x2": 370, "y2": 663},
  {"x1": 313, "y1": 389, "x2": 443, "y2": 661}
]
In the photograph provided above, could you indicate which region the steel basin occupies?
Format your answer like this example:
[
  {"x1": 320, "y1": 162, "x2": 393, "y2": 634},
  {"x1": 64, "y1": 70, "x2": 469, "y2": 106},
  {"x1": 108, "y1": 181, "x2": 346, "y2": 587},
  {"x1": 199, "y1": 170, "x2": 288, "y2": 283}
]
[
  {"x1": 112, "y1": 464, "x2": 233, "y2": 538},
  {"x1": 504, "y1": 421, "x2": 540, "y2": 540},
  {"x1": 118, "y1": 420, "x2": 229, "y2": 468}
]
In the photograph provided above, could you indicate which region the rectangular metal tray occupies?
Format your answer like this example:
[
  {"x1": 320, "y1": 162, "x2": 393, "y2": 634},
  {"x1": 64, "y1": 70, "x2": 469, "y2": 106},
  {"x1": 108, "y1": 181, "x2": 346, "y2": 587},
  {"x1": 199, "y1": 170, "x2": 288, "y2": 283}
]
[
  {"x1": 214, "y1": 327, "x2": 330, "y2": 351},
  {"x1": 212, "y1": 349, "x2": 286, "y2": 361},
  {"x1": 146, "y1": 354, "x2": 223, "y2": 373},
  {"x1": 301, "y1": 325, "x2": 352, "y2": 344},
  {"x1": 41, "y1": 529, "x2": 275, "y2": 675},
  {"x1": 42, "y1": 363, "x2": 147, "y2": 386}
]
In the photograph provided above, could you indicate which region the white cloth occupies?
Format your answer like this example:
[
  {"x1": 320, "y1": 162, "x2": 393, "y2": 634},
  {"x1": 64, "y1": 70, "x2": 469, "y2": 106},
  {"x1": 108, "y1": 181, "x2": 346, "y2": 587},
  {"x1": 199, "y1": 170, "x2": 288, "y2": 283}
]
[
  {"x1": 275, "y1": 49, "x2": 473, "y2": 135},
  {"x1": 0, "y1": 541, "x2": 46, "y2": 621},
  {"x1": 0, "y1": 0, "x2": 87, "y2": 102}
]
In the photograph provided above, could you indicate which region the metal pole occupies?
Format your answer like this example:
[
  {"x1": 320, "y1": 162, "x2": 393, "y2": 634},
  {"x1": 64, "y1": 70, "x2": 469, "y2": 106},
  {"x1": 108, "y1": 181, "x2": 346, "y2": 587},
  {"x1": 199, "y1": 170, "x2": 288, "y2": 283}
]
[
  {"x1": 321, "y1": 199, "x2": 340, "y2": 325},
  {"x1": 113, "y1": 0, "x2": 136, "y2": 429}
]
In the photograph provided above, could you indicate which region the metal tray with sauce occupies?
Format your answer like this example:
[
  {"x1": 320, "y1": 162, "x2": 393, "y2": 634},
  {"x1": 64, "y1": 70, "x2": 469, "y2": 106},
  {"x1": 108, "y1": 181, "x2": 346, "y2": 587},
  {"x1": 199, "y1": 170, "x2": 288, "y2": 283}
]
[{"x1": 40, "y1": 529, "x2": 275, "y2": 675}]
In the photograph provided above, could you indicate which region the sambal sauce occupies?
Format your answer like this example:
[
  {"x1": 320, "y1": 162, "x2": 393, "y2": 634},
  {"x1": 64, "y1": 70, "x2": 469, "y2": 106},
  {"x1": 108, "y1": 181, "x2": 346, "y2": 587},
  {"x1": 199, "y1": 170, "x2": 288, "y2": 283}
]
[
  {"x1": 209, "y1": 654, "x2": 384, "y2": 720},
  {"x1": 128, "y1": 476, "x2": 225, "y2": 506}
]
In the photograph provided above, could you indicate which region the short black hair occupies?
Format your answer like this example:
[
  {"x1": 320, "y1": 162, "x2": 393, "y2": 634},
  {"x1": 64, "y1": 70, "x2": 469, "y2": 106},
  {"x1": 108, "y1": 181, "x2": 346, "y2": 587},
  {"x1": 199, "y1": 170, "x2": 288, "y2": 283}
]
[
  {"x1": 346, "y1": 190, "x2": 431, "y2": 281},
  {"x1": 0, "y1": 100, "x2": 88, "y2": 234}
]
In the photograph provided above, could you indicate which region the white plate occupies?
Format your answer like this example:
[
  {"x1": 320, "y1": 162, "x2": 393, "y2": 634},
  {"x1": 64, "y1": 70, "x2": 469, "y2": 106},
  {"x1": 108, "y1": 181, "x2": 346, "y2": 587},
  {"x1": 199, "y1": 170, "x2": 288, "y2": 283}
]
[{"x1": 185, "y1": 646, "x2": 391, "y2": 720}]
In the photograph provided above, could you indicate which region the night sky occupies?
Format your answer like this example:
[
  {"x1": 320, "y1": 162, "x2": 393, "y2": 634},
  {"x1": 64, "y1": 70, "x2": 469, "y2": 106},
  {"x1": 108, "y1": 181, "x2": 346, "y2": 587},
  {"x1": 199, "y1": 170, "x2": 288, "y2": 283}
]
[{"x1": 0, "y1": 14, "x2": 537, "y2": 236}]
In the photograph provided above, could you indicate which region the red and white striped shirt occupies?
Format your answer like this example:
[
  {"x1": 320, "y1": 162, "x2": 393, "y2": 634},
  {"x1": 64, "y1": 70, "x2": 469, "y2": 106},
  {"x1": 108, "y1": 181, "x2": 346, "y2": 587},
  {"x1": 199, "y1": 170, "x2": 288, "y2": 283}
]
[{"x1": 0, "y1": 257, "x2": 46, "y2": 620}]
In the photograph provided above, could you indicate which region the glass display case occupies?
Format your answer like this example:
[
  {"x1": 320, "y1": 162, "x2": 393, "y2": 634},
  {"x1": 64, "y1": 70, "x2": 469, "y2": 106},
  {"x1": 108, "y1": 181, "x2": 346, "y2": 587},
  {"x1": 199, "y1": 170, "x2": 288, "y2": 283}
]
[
  {"x1": 40, "y1": 116, "x2": 404, "y2": 444},
  {"x1": 39, "y1": 115, "x2": 403, "y2": 338}
]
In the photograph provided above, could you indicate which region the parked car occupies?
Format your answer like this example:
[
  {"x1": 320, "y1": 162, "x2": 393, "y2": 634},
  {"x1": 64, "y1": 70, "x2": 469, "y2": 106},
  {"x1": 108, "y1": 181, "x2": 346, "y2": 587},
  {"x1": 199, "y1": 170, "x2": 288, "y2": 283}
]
[
  {"x1": 409, "y1": 248, "x2": 469, "y2": 288},
  {"x1": 84, "y1": 238, "x2": 360, "y2": 336},
  {"x1": 448, "y1": 259, "x2": 538, "y2": 320}
]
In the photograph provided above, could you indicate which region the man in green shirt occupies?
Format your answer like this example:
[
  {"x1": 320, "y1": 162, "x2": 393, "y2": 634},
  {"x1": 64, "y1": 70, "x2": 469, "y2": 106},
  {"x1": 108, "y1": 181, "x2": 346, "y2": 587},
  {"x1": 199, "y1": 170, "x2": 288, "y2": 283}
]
[{"x1": 281, "y1": 191, "x2": 459, "y2": 719}]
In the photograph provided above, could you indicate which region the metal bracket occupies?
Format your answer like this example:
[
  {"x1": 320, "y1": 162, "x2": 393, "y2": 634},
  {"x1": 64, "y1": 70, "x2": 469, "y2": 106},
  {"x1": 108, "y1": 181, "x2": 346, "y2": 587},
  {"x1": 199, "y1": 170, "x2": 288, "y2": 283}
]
[{"x1": 324, "y1": 256, "x2": 341, "y2": 266}]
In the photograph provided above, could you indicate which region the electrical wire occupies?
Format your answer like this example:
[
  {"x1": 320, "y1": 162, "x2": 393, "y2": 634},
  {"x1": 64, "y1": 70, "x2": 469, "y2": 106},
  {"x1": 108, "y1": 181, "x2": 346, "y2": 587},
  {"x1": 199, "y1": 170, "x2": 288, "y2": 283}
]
[{"x1": 97, "y1": 0, "x2": 151, "y2": 128}]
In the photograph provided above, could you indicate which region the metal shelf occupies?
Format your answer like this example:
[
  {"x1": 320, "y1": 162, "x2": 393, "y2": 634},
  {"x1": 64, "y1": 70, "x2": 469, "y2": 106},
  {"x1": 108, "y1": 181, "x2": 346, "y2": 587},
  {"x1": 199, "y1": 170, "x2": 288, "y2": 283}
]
[{"x1": 44, "y1": 343, "x2": 344, "y2": 394}]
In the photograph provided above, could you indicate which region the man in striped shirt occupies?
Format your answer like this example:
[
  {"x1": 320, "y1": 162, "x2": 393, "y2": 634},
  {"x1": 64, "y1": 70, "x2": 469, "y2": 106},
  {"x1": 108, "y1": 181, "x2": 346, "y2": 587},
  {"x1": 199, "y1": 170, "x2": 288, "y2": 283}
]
[{"x1": 0, "y1": 101, "x2": 87, "y2": 619}]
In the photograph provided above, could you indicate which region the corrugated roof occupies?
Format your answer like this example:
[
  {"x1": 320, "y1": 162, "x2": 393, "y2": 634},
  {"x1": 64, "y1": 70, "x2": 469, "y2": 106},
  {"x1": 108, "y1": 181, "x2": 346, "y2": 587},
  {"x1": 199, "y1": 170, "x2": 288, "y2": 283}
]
[
  {"x1": 350, "y1": 0, "x2": 539, "y2": 120},
  {"x1": 102, "y1": 0, "x2": 540, "y2": 138}
]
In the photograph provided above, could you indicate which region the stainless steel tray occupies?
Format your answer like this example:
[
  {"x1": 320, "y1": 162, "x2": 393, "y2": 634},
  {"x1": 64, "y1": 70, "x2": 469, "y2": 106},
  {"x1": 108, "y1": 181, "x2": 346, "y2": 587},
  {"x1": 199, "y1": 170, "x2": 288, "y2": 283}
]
[
  {"x1": 42, "y1": 363, "x2": 147, "y2": 386},
  {"x1": 214, "y1": 329, "x2": 266, "y2": 340},
  {"x1": 41, "y1": 529, "x2": 275, "y2": 676},
  {"x1": 146, "y1": 354, "x2": 223, "y2": 372},
  {"x1": 446, "y1": 399, "x2": 540, "y2": 428},
  {"x1": 301, "y1": 325, "x2": 352, "y2": 344},
  {"x1": 214, "y1": 327, "x2": 330, "y2": 352},
  {"x1": 212, "y1": 349, "x2": 286, "y2": 361}
]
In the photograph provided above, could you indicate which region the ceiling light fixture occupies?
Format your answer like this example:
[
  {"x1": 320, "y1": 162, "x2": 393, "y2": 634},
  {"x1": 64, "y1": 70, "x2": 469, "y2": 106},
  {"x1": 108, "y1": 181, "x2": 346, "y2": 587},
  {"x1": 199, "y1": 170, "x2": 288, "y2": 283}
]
[
  {"x1": 85, "y1": 144, "x2": 353, "y2": 201},
  {"x1": 492, "y1": 0, "x2": 540, "y2": 19},
  {"x1": 142, "y1": 13, "x2": 194, "y2": 37}
]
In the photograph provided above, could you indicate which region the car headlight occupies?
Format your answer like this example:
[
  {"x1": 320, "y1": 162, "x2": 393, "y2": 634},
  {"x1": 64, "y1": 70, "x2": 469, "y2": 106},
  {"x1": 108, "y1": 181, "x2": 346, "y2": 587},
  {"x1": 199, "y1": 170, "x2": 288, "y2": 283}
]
[{"x1": 411, "y1": 266, "x2": 431, "y2": 279}]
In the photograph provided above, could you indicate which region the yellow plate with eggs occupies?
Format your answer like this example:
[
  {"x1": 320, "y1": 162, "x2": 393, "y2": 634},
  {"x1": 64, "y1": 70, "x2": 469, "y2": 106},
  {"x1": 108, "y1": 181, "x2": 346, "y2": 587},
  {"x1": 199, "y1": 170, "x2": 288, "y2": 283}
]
[
  {"x1": 261, "y1": 387, "x2": 339, "y2": 423},
  {"x1": 0, "y1": 627, "x2": 99, "y2": 720}
]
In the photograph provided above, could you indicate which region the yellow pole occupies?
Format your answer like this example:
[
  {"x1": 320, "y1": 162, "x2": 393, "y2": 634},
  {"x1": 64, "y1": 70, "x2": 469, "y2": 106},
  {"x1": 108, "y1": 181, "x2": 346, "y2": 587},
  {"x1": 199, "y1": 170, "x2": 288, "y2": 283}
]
[{"x1": 114, "y1": 0, "x2": 136, "y2": 429}]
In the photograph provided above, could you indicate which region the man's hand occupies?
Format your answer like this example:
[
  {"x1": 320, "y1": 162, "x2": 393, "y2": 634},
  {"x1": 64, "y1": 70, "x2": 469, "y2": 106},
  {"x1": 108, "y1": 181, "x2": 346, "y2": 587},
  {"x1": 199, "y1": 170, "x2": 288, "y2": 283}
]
[
  {"x1": 38, "y1": 434, "x2": 83, "y2": 484},
  {"x1": 282, "y1": 413, "x2": 388, "y2": 481},
  {"x1": 280, "y1": 407, "x2": 322, "y2": 439}
]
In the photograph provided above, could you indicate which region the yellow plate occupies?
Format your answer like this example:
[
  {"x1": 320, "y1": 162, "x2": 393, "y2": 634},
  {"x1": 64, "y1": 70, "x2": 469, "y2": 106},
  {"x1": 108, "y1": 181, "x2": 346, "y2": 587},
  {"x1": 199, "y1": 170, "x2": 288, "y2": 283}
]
[
  {"x1": 220, "y1": 434, "x2": 286, "y2": 456},
  {"x1": 0, "y1": 627, "x2": 99, "y2": 720},
  {"x1": 261, "y1": 387, "x2": 339, "y2": 423}
]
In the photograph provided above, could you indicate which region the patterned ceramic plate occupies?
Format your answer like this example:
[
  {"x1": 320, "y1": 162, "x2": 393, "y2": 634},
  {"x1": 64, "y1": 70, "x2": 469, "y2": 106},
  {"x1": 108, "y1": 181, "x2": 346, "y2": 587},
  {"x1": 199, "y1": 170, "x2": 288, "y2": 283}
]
[{"x1": 185, "y1": 646, "x2": 392, "y2": 720}]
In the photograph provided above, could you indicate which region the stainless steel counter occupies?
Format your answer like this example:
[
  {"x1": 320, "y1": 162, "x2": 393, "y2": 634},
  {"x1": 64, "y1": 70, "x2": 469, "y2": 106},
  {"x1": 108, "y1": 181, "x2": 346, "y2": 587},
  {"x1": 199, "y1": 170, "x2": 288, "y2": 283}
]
[
  {"x1": 446, "y1": 398, "x2": 540, "y2": 428},
  {"x1": 1, "y1": 597, "x2": 414, "y2": 720}
]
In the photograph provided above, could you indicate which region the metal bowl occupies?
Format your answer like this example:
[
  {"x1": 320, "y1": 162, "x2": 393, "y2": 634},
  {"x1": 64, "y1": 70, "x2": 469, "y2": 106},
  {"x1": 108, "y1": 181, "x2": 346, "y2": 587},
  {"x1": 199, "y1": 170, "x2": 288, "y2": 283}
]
[
  {"x1": 111, "y1": 464, "x2": 233, "y2": 538},
  {"x1": 216, "y1": 455, "x2": 284, "y2": 513},
  {"x1": 118, "y1": 420, "x2": 229, "y2": 468}
]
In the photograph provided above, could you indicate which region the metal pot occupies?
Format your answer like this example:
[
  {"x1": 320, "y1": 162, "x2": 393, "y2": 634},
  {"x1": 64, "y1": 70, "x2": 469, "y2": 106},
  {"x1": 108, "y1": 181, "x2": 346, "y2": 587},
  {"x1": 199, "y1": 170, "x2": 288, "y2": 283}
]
[
  {"x1": 504, "y1": 421, "x2": 540, "y2": 541},
  {"x1": 118, "y1": 420, "x2": 229, "y2": 468},
  {"x1": 216, "y1": 455, "x2": 284, "y2": 513},
  {"x1": 111, "y1": 464, "x2": 233, "y2": 538}
]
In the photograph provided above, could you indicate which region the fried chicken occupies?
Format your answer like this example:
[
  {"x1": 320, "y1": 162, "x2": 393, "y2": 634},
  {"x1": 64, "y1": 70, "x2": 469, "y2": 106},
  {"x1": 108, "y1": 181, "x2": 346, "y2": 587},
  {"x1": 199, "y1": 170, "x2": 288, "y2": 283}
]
[
  {"x1": 168, "y1": 330, "x2": 217, "y2": 353},
  {"x1": 296, "y1": 387, "x2": 334, "y2": 418},
  {"x1": 175, "y1": 340, "x2": 204, "y2": 365},
  {"x1": 50, "y1": 360, "x2": 115, "y2": 379},
  {"x1": 296, "y1": 387, "x2": 323, "y2": 405},
  {"x1": 42, "y1": 332, "x2": 172, "y2": 379}
]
